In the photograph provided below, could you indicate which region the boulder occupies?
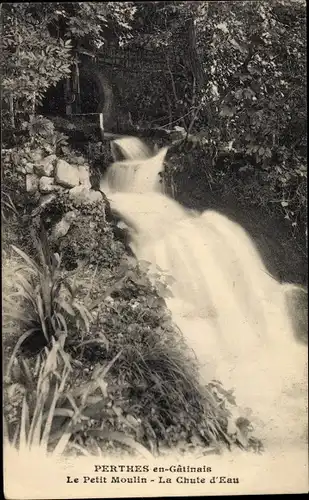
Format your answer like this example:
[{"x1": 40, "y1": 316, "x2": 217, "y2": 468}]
[
  {"x1": 78, "y1": 165, "x2": 91, "y2": 188},
  {"x1": 55, "y1": 159, "x2": 80, "y2": 188},
  {"x1": 76, "y1": 156, "x2": 86, "y2": 165},
  {"x1": 26, "y1": 174, "x2": 39, "y2": 194},
  {"x1": 69, "y1": 186, "x2": 103, "y2": 206},
  {"x1": 34, "y1": 154, "x2": 56, "y2": 177},
  {"x1": 51, "y1": 211, "x2": 77, "y2": 241},
  {"x1": 25, "y1": 163, "x2": 34, "y2": 174},
  {"x1": 39, "y1": 176, "x2": 61, "y2": 194}
]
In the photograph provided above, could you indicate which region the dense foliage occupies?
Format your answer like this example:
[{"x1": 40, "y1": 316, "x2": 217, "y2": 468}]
[
  {"x1": 1, "y1": 2, "x2": 135, "y2": 131},
  {"x1": 123, "y1": 0, "x2": 306, "y2": 236}
]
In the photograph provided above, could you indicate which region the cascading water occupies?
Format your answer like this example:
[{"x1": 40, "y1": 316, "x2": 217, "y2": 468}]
[
  {"x1": 101, "y1": 137, "x2": 308, "y2": 453},
  {"x1": 111, "y1": 136, "x2": 153, "y2": 161},
  {"x1": 102, "y1": 136, "x2": 168, "y2": 194}
]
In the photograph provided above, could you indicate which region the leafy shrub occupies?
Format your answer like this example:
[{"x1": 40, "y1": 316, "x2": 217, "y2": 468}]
[
  {"x1": 1, "y1": 4, "x2": 72, "y2": 131},
  {"x1": 25, "y1": 115, "x2": 70, "y2": 156},
  {"x1": 4, "y1": 339, "x2": 73, "y2": 455},
  {"x1": 3, "y1": 236, "x2": 92, "y2": 357},
  {"x1": 193, "y1": 0, "x2": 306, "y2": 237},
  {"x1": 27, "y1": 115, "x2": 56, "y2": 138},
  {"x1": 4, "y1": 336, "x2": 155, "y2": 459}
]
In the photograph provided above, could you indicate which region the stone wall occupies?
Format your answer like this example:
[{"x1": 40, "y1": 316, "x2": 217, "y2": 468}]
[
  {"x1": 23, "y1": 151, "x2": 96, "y2": 199},
  {"x1": 16, "y1": 148, "x2": 108, "y2": 258}
]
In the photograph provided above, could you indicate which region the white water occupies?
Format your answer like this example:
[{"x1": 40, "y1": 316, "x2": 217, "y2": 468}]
[
  {"x1": 111, "y1": 136, "x2": 153, "y2": 161},
  {"x1": 103, "y1": 136, "x2": 168, "y2": 193},
  {"x1": 101, "y1": 138, "x2": 308, "y2": 453}
]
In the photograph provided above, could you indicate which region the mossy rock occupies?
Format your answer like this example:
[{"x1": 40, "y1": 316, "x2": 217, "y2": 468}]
[
  {"x1": 58, "y1": 214, "x2": 125, "y2": 270},
  {"x1": 29, "y1": 189, "x2": 124, "y2": 270}
]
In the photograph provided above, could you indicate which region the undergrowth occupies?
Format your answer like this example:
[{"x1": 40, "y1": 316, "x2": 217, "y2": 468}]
[{"x1": 3, "y1": 231, "x2": 263, "y2": 457}]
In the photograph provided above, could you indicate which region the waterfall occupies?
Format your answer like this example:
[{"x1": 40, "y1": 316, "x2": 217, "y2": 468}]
[
  {"x1": 111, "y1": 136, "x2": 153, "y2": 161},
  {"x1": 102, "y1": 136, "x2": 168, "y2": 193},
  {"x1": 101, "y1": 136, "x2": 308, "y2": 452}
]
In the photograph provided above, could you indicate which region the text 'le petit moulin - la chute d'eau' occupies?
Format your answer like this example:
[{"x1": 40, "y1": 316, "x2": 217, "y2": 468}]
[{"x1": 66, "y1": 464, "x2": 240, "y2": 485}]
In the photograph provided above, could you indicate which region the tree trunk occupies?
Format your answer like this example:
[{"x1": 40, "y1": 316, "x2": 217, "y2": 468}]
[{"x1": 186, "y1": 16, "x2": 205, "y2": 91}]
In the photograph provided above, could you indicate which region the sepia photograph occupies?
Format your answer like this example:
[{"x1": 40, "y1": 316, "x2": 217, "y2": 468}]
[{"x1": 1, "y1": 1, "x2": 308, "y2": 498}]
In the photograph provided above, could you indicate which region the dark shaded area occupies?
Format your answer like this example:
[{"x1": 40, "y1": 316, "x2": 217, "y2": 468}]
[
  {"x1": 285, "y1": 287, "x2": 308, "y2": 345},
  {"x1": 19, "y1": 330, "x2": 49, "y2": 356},
  {"x1": 79, "y1": 74, "x2": 101, "y2": 113},
  {"x1": 173, "y1": 176, "x2": 307, "y2": 287},
  {"x1": 39, "y1": 80, "x2": 67, "y2": 116},
  {"x1": 38, "y1": 67, "x2": 104, "y2": 116}
]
